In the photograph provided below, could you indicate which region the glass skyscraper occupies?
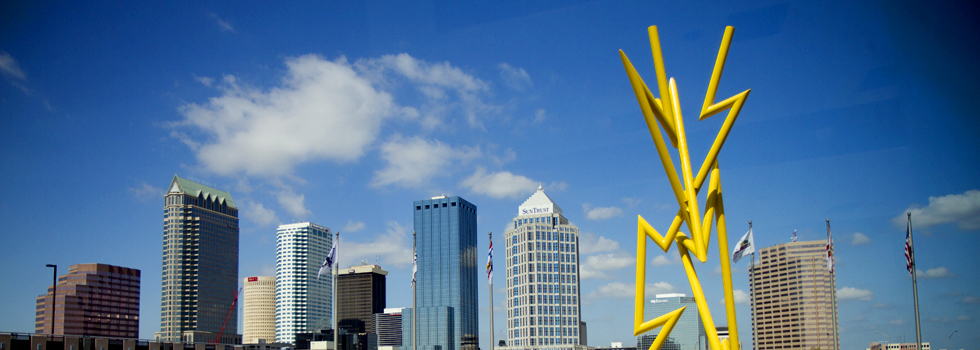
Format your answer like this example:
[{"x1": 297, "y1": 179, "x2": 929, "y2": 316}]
[
  {"x1": 636, "y1": 294, "x2": 705, "y2": 350},
  {"x1": 276, "y1": 222, "x2": 333, "y2": 345},
  {"x1": 504, "y1": 186, "x2": 585, "y2": 350},
  {"x1": 405, "y1": 196, "x2": 479, "y2": 350},
  {"x1": 159, "y1": 175, "x2": 239, "y2": 342}
]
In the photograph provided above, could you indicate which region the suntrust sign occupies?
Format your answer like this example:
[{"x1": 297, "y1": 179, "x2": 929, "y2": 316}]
[{"x1": 520, "y1": 206, "x2": 551, "y2": 216}]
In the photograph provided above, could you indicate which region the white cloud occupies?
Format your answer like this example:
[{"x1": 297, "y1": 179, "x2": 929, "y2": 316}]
[
  {"x1": 960, "y1": 296, "x2": 980, "y2": 304},
  {"x1": 372, "y1": 135, "x2": 480, "y2": 188},
  {"x1": 355, "y1": 53, "x2": 492, "y2": 129},
  {"x1": 957, "y1": 315, "x2": 974, "y2": 322},
  {"x1": 888, "y1": 319, "x2": 906, "y2": 326},
  {"x1": 194, "y1": 75, "x2": 215, "y2": 87},
  {"x1": 277, "y1": 188, "x2": 311, "y2": 218},
  {"x1": 733, "y1": 289, "x2": 749, "y2": 305},
  {"x1": 928, "y1": 317, "x2": 952, "y2": 323},
  {"x1": 343, "y1": 221, "x2": 366, "y2": 232},
  {"x1": 583, "y1": 203, "x2": 624, "y2": 220},
  {"x1": 587, "y1": 281, "x2": 675, "y2": 299},
  {"x1": 460, "y1": 167, "x2": 538, "y2": 199},
  {"x1": 916, "y1": 266, "x2": 957, "y2": 279},
  {"x1": 837, "y1": 287, "x2": 874, "y2": 301},
  {"x1": 651, "y1": 255, "x2": 678, "y2": 267},
  {"x1": 872, "y1": 302, "x2": 894, "y2": 309},
  {"x1": 339, "y1": 221, "x2": 414, "y2": 269},
  {"x1": 720, "y1": 289, "x2": 750, "y2": 305},
  {"x1": 533, "y1": 109, "x2": 547, "y2": 124},
  {"x1": 622, "y1": 197, "x2": 642, "y2": 208},
  {"x1": 578, "y1": 233, "x2": 620, "y2": 255},
  {"x1": 242, "y1": 200, "x2": 278, "y2": 226},
  {"x1": 0, "y1": 51, "x2": 27, "y2": 80},
  {"x1": 893, "y1": 189, "x2": 980, "y2": 230},
  {"x1": 547, "y1": 181, "x2": 568, "y2": 191},
  {"x1": 712, "y1": 264, "x2": 741, "y2": 275},
  {"x1": 175, "y1": 54, "x2": 395, "y2": 176},
  {"x1": 851, "y1": 232, "x2": 871, "y2": 245},
  {"x1": 127, "y1": 182, "x2": 163, "y2": 202},
  {"x1": 499, "y1": 63, "x2": 532, "y2": 91},
  {"x1": 580, "y1": 252, "x2": 633, "y2": 279},
  {"x1": 208, "y1": 13, "x2": 236, "y2": 33}
]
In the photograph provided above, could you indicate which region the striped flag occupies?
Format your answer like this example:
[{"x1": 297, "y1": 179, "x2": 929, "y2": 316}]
[
  {"x1": 905, "y1": 221, "x2": 914, "y2": 274},
  {"x1": 487, "y1": 241, "x2": 493, "y2": 284},
  {"x1": 827, "y1": 228, "x2": 834, "y2": 273}
]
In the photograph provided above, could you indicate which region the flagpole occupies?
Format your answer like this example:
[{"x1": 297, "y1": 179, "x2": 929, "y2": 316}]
[
  {"x1": 413, "y1": 231, "x2": 417, "y2": 350},
  {"x1": 748, "y1": 221, "x2": 757, "y2": 350},
  {"x1": 909, "y1": 213, "x2": 922, "y2": 350},
  {"x1": 489, "y1": 231, "x2": 495, "y2": 350},
  {"x1": 827, "y1": 219, "x2": 839, "y2": 350},
  {"x1": 334, "y1": 231, "x2": 340, "y2": 350}
]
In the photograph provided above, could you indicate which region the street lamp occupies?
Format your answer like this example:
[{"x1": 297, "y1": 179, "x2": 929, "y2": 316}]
[
  {"x1": 876, "y1": 331, "x2": 890, "y2": 344},
  {"x1": 947, "y1": 330, "x2": 956, "y2": 350},
  {"x1": 45, "y1": 264, "x2": 57, "y2": 335}
]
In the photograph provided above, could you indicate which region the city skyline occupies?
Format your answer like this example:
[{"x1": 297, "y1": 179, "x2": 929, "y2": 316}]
[{"x1": 2, "y1": 2, "x2": 979, "y2": 350}]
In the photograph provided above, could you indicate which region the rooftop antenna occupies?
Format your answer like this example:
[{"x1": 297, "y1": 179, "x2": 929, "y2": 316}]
[{"x1": 791, "y1": 230, "x2": 798, "y2": 242}]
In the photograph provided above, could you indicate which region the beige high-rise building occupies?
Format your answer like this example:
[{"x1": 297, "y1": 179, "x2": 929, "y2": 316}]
[
  {"x1": 749, "y1": 240, "x2": 838, "y2": 350},
  {"x1": 243, "y1": 276, "x2": 276, "y2": 344}
]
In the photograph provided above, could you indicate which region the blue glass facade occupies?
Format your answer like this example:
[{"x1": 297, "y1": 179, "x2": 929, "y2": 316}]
[
  {"x1": 406, "y1": 196, "x2": 479, "y2": 350},
  {"x1": 637, "y1": 295, "x2": 705, "y2": 350}
]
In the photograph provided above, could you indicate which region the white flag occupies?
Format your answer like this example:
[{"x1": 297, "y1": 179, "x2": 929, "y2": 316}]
[
  {"x1": 318, "y1": 240, "x2": 337, "y2": 279},
  {"x1": 411, "y1": 246, "x2": 418, "y2": 288},
  {"x1": 732, "y1": 228, "x2": 755, "y2": 263}
]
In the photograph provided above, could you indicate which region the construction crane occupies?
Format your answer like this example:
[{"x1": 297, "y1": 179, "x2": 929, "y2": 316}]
[{"x1": 213, "y1": 287, "x2": 243, "y2": 344}]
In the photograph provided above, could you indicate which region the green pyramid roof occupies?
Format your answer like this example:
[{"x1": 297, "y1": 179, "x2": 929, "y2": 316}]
[{"x1": 168, "y1": 175, "x2": 237, "y2": 209}]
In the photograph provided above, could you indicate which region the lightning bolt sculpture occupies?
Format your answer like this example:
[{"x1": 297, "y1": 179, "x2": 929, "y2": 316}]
[{"x1": 622, "y1": 26, "x2": 749, "y2": 350}]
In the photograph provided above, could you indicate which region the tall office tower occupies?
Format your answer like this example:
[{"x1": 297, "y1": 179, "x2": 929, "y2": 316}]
[
  {"x1": 375, "y1": 308, "x2": 404, "y2": 348},
  {"x1": 338, "y1": 265, "x2": 387, "y2": 334},
  {"x1": 504, "y1": 186, "x2": 584, "y2": 349},
  {"x1": 160, "y1": 175, "x2": 239, "y2": 342},
  {"x1": 243, "y1": 276, "x2": 276, "y2": 344},
  {"x1": 750, "y1": 240, "x2": 839, "y2": 350},
  {"x1": 411, "y1": 196, "x2": 479, "y2": 350},
  {"x1": 276, "y1": 222, "x2": 333, "y2": 345},
  {"x1": 35, "y1": 263, "x2": 140, "y2": 337},
  {"x1": 635, "y1": 294, "x2": 705, "y2": 350}
]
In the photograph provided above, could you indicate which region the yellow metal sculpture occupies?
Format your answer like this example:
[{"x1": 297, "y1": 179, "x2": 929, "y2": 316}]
[{"x1": 621, "y1": 26, "x2": 749, "y2": 350}]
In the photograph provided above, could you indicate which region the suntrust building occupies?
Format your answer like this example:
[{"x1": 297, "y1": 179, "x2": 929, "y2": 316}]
[{"x1": 503, "y1": 186, "x2": 586, "y2": 350}]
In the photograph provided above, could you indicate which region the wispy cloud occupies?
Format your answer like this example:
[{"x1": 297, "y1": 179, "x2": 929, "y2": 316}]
[
  {"x1": 580, "y1": 252, "x2": 633, "y2": 279},
  {"x1": 533, "y1": 109, "x2": 547, "y2": 124},
  {"x1": 583, "y1": 203, "x2": 624, "y2": 220},
  {"x1": 127, "y1": 182, "x2": 164, "y2": 202},
  {"x1": 916, "y1": 266, "x2": 957, "y2": 279},
  {"x1": 578, "y1": 232, "x2": 620, "y2": 255},
  {"x1": 586, "y1": 281, "x2": 675, "y2": 299},
  {"x1": 343, "y1": 221, "x2": 366, "y2": 232},
  {"x1": 338, "y1": 221, "x2": 413, "y2": 269},
  {"x1": 242, "y1": 200, "x2": 278, "y2": 226},
  {"x1": 622, "y1": 197, "x2": 642, "y2": 208},
  {"x1": 837, "y1": 286, "x2": 874, "y2": 301},
  {"x1": 893, "y1": 189, "x2": 980, "y2": 230},
  {"x1": 207, "y1": 13, "x2": 236, "y2": 33},
  {"x1": 355, "y1": 53, "x2": 493, "y2": 129},
  {"x1": 851, "y1": 232, "x2": 871, "y2": 245},
  {"x1": 277, "y1": 187, "x2": 310, "y2": 219},
  {"x1": 460, "y1": 167, "x2": 538, "y2": 199},
  {"x1": 651, "y1": 254, "x2": 679, "y2": 267},
  {"x1": 0, "y1": 51, "x2": 27, "y2": 80},
  {"x1": 498, "y1": 63, "x2": 532, "y2": 91}
]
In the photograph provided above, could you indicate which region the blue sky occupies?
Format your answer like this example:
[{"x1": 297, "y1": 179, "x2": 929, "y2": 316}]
[{"x1": 1, "y1": 1, "x2": 978, "y2": 348}]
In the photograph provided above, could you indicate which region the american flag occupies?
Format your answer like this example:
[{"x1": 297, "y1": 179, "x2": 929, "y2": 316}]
[
  {"x1": 905, "y1": 221, "x2": 914, "y2": 275},
  {"x1": 486, "y1": 241, "x2": 493, "y2": 284}
]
